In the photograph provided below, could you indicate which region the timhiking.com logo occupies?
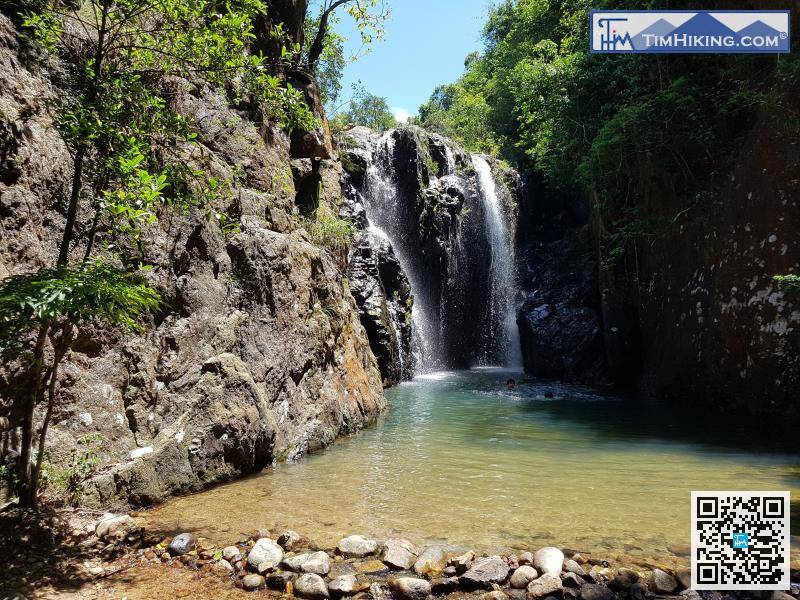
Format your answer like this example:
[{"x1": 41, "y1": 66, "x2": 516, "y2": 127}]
[{"x1": 590, "y1": 10, "x2": 791, "y2": 54}]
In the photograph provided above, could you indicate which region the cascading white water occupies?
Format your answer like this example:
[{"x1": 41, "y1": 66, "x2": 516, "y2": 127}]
[
  {"x1": 362, "y1": 133, "x2": 440, "y2": 371},
  {"x1": 471, "y1": 155, "x2": 523, "y2": 368}
]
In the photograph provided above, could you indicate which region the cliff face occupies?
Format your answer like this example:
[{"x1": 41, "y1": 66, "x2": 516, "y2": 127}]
[
  {"x1": 517, "y1": 105, "x2": 800, "y2": 414},
  {"x1": 597, "y1": 106, "x2": 800, "y2": 414},
  {"x1": 0, "y1": 14, "x2": 385, "y2": 505}
]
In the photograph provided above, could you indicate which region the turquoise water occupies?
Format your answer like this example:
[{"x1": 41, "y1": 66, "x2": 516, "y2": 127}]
[{"x1": 145, "y1": 369, "x2": 800, "y2": 564}]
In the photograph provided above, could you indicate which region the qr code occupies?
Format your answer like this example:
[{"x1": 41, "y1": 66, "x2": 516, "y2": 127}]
[{"x1": 692, "y1": 491, "x2": 790, "y2": 590}]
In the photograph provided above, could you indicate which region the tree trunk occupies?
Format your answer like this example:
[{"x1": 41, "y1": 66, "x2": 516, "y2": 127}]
[
  {"x1": 57, "y1": 3, "x2": 108, "y2": 266},
  {"x1": 254, "y1": 0, "x2": 309, "y2": 60},
  {"x1": 18, "y1": 322, "x2": 50, "y2": 508},
  {"x1": 307, "y1": 0, "x2": 350, "y2": 71},
  {"x1": 31, "y1": 325, "x2": 73, "y2": 498}
]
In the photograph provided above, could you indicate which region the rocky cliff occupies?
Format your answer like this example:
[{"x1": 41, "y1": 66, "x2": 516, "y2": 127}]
[
  {"x1": 0, "y1": 13, "x2": 385, "y2": 506},
  {"x1": 516, "y1": 105, "x2": 800, "y2": 414},
  {"x1": 596, "y1": 105, "x2": 800, "y2": 414}
]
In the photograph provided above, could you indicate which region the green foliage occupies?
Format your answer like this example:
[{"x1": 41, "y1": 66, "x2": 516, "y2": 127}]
[
  {"x1": 41, "y1": 433, "x2": 104, "y2": 499},
  {"x1": 304, "y1": 11, "x2": 346, "y2": 106},
  {"x1": 304, "y1": 205, "x2": 356, "y2": 251},
  {"x1": 0, "y1": 262, "x2": 160, "y2": 356},
  {"x1": 0, "y1": 463, "x2": 20, "y2": 495},
  {"x1": 418, "y1": 0, "x2": 800, "y2": 272},
  {"x1": 774, "y1": 275, "x2": 800, "y2": 295},
  {"x1": 335, "y1": 87, "x2": 398, "y2": 132}
]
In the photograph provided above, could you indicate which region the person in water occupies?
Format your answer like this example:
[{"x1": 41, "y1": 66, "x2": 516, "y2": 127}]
[{"x1": 506, "y1": 378, "x2": 516, "y2": 390}]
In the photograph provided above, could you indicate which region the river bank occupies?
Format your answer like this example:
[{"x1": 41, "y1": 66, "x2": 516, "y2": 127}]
[{"x1": 3, "y1": 506, "x2": 799, "y2": 600}]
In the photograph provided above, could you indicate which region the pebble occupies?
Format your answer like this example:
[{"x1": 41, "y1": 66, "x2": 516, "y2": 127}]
[
  {"x1": 564, "y1": 559, "x2": 587, "y2": 577},
  {"x1": 527, "y1": 573, "x2": 562, "y2": 598},
  {"x1": 483, "y1": 592, "x2": 508, "y2": 600},
  {"x1": 509, "y1": 565, "x2": 538, "y2": 589},
  {"x1": 168, "y1": 533, "x2": 196, "y2": 556},
  {"x1": 518, "y1": 552, "x2": 533, "y2": 566},
  {"x1": 212, "y1": 558, "x2": 234, "y2": 574},
  {"x1": 389, "y1": 577, "x2": 431, "y2": 600},
  {"x1": 448, "y1": 550, "x2": 476, "y2": 574},
  {"x1": 242, "y1": 573, "x2": 265, "y2": 590},
  {"x1": 295, "y1": 573, "x2": 330, "y2": 599},
  {"x1": 302, "y1": 551, "x2": 332, "y2": 575},
  {"x1": 413, "y1": 545, "x2": 446, "y2": 576},
  {"x1": 222, "y1": 546, "x2": 240, "y2": 562},
  {"x1": 460, "y1": 555, "x2": 510, "y2": 590},
  {"x1": 338, "y1": 535, "x2": 378, "y2": 558},
  {"x1": 611, "y1": 567, "x2": 638, "y2": 590},
  {"x1": 278, "y1": 530, "x2": 302, "y2": 550},
  {"x1": 533, "y1": 547, "x2": 564, "y2": 575},
  {"x1": 381, "y1": 538, "x2": 419, "y2": 570},
  {"x1": 651, "y1": 568, "x2": 677, "y2": 594},
  {"x1": 247, "y1": 538, "x2": 284, "y2": 573}
]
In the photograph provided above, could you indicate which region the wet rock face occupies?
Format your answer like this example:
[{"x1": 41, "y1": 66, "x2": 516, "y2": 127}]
[
  {"x1": 347, "y1": 230, "x2": 413, "y2": 386},
  {"x1": 517, "y1": 218, "x2": 608, "y2": 385},
  {"x1": 0, "y1": 15, "x2": 385, "y2": 506}
]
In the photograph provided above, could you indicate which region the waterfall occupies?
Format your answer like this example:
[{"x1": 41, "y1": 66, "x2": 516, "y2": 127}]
[
  {"x1": 362, "y1": 133, "x2": 441, "y2": 372},
  {"x1": 471, "y1": 155, "x2": 523, "y2": 368},
  {"x1": 345, "y1": 127, "x2": 524, "y2": 378}
]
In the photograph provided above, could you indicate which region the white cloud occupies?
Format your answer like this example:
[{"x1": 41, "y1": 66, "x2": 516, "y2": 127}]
[{"x1": 392, "y1": 107, "x2": 413, "y2": 123}]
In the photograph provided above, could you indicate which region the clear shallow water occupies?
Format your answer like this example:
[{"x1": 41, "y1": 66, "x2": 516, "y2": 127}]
[{"x1": 144, "y1": 370, "x2": 800, "y2": 565}]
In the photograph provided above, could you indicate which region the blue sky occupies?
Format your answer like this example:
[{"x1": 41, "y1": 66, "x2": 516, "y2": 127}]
[{"x1": 331, "y1": 0, "x2": 491, "y2": 121}]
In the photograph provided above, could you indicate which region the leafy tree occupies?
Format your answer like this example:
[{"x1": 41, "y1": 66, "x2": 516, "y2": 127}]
[
  {"x1": 303, "y1": 10, "x2": 346, "y2": 106},
  {"x1": 419, "y1": 0, "x2": 799, "y2": 267},
  {"x1": 2, "y1": 0, "x2": 316, "y2": 508},
  {"x1": 305, "y1": 0, "x2": 390, "y2": 72},
  {"x1": 336, "y1": 89, "x2": 397, "y2": 132}
]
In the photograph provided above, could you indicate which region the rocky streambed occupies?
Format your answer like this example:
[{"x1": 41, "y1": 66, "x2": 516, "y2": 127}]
[{"x1": 8, "y1": 508, "x2": 796, "y2": 600}]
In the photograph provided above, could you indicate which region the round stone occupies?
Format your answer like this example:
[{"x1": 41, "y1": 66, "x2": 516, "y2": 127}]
[
  {"x1": 247, "y1": 538, "x2": 284, "y2": 573},
  {"x1": 510, "y1": 565, "x2": 538, "y2": 589},
  {"x1": 651, "y1": 568, "x2": 677, "y2": 594},
  {"x1": 242, "y1": 573, "x2": 265, "y2": 590},
  {"x1": 533, "y1": 547, "x2": 564, "y2": 575}
]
